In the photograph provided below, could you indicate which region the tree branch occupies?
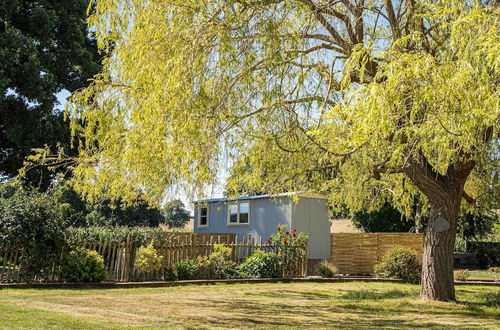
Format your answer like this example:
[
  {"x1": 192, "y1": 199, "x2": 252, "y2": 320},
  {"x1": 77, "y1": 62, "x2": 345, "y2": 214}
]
[
  {"x1": 299, "y1": 0, "x2": 351, "y2": 51},
  {"x1": 462, "y1": 190, "x2": 476, "y2": 206}
]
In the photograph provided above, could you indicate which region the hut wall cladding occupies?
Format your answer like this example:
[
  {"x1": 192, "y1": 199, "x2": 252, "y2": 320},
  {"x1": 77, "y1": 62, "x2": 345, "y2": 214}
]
[{"x1": 329, "y1": 233, "x2": 424, "y2": 275}]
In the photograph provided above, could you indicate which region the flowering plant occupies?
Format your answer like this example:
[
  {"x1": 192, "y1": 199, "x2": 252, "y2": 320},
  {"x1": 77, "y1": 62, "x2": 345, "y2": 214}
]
[{"x1": 268, "y1": 225, "x2": 308, "y2": 277}]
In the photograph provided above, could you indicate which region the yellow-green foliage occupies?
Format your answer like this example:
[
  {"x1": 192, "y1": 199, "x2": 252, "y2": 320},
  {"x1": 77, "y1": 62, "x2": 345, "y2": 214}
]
[
  {"x1": 197, "y1": 244, "x2": 236, "y2": 279},
  {"x1": 28, "y1": 0, "x2": 497, "y2": 219},
  {"x1": 135, "y1": 244, "x2": 164, "y2": 273}
]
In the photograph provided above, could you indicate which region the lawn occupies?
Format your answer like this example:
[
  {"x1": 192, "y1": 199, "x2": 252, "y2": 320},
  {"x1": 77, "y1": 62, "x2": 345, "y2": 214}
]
[
  {"x1": 455, "y1": 270, "x2": 499, "y2": 281},
  {"x1": 0, "y1": 282, "x2": 498, "y2": 329}
]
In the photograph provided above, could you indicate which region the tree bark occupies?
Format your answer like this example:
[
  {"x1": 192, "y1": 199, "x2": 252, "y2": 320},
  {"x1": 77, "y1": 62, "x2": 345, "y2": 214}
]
[
  {"x1": 404, "y1": 157, "x2": 474, "y2": 301},
  {"x1": 420, "y1": 197, "x2": 459, "y2": 301}
]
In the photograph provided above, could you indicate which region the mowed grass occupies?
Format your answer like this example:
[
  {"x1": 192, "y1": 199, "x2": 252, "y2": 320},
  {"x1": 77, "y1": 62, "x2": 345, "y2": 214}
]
[
  {"x1": 0, "y1": 282, "x2": 498, "y2": 329},
  {"x1": 455, "y1": 270, "x2": 499, "y2": 281}
]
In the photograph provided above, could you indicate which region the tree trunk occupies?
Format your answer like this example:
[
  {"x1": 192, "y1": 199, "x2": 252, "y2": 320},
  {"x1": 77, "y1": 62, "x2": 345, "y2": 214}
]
[
  {"x1": 420, "y1": 197, "x2": 460, "y2": 301},
  {"x1": 404, "y1": 158, "x2": 473, "y2": 302}
]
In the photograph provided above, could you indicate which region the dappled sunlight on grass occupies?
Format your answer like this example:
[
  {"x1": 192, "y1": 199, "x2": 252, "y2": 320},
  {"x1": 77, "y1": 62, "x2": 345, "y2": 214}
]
[{"x1": 0, "y1": 282, "x2": 498, "y2": 328}]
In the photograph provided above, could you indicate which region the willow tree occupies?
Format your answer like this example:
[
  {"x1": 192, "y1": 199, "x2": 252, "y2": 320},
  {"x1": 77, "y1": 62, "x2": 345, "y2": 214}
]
[{"x1": 54, "y1": 0, "x2": 499, "y2": 301}]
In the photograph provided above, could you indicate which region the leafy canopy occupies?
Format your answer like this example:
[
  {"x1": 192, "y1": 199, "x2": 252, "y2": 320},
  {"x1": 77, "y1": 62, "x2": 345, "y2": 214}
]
[
  {"x1": 1, "y1": 0, "x2": 100, "y2": 188},
  {"x1": 163, "y1": 199, "x2": 191, "y2": 228},
  {"x1": 59, "y1": 0, "x2": 498, "y2": 217}
]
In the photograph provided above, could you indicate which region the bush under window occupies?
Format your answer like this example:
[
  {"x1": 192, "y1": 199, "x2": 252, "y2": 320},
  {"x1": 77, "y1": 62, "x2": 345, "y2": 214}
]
[{"x1": 239, "y1": 250, "x2": 282, "y2": 278}]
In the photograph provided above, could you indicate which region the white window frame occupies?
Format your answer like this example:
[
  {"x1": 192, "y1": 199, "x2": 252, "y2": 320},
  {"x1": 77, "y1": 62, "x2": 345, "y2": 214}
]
[
  {"x1": 227, "y1": 201, "x2": 250, "y2": 226},
  {"x1": 197, "y1": 204, "x2": 209, "y2": 228}
]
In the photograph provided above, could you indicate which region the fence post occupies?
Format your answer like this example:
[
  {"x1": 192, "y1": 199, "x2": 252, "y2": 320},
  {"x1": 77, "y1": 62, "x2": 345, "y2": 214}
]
[
  {"x1": 125, "y1": 234, "x2": 131, "y2": 281},
  {"x1": 247, "y1": 234, "x2": 251, "y2": 258},
  {"x1": 190, "y1": 233, "x2": 196, "y2": 259}
]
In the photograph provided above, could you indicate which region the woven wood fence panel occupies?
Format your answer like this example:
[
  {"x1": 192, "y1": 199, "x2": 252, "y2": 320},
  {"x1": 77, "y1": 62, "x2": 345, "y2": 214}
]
[{"x1": 330, "y1": 233, "x2": 423, "y2": 275}]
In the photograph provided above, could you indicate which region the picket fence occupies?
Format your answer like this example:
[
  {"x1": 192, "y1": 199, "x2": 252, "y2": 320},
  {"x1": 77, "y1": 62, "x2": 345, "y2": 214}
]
[{"x1": 0, "y1": 233, "x2": 307, "y2": 282}]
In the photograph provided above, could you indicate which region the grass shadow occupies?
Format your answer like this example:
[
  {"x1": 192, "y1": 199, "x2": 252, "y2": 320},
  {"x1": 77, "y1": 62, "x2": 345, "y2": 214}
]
[{"x1": 339, "y1": 288, "x2": 418, "y2": 301}]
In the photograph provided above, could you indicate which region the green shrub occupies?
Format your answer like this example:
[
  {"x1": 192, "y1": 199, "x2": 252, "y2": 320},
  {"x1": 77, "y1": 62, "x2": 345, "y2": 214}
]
[
  {"x1": 60, "y1": 248, "x2": 107, "y2": 282},
  {"x1": 454, "y1": 237, "x2": 467, "y2": 253},
  {"x1": 175, "y1": 259, "x2": 199, "y2": 280},
  {"x1": 455, "y1": 269, "x2": 470, "y2": 281},
  {"x1": 239, "y1": 250, "x2": 282, "y2": 278},
  {"x1": 315, "y1": 260, "x2": 338, "y2": 278},
  {"x1": 163, "y1": 264, "x2": 178, "y2": 281},
  {"x1": 0, "y1": 184, "x2": 69, "y2": 281},
  {"x1": 196, "y1": 244, "x2": 238, "y2": 279},
  {"x1": 135, "y1": 244, "x2": 164, "y2": 273},
  {"x1": 373, "y1": 247, "x2": 421, "y2": 283},
  {"x1": 67, "y1": 226, "x2": 175, "y2": 246},
  {"x1": 488, "y1": 267, "x2": 500, "y2": 282},
  {"x1": 268, "y1": 225, "x2": 309, "y2": 278}
]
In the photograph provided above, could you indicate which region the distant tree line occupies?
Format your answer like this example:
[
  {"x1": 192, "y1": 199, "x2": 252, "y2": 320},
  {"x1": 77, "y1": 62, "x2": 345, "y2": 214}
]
[{"x1": 0, "y1": 181, "x2": 191, "y2": 228}]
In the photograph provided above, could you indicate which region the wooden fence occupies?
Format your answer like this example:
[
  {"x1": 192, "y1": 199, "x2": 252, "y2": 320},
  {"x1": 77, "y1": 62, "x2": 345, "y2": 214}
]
[
  {"x1": 330, "y1": 233, "x2": 423, "y2": 274},
  {"x1": 1, "y1": 233, "x2": 307, "y2": 282}
]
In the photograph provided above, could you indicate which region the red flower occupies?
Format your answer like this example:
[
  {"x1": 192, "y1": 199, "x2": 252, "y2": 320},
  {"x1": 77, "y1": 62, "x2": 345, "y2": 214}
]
[
  {"x1": 283, "y1": 239, "x2": 287, "y2": 243},
  {"x1": 27, "y1": 266, "x2": 33, "y2": 271},
  {"x1": 292, "y1": 229, "x2": 297, "y2": 232},
  {"x1": 293, "y1": 233, "x2": 297, "y2": 237},
  {"x1": 277, "y1": 227, "x2": 281, "y2": 231},
  {"x1": 286, "y1": 231, "x2": 289, "y2": 235},
  {"x1": 267, "y1": 238, "x2": 271, "y2": 243},
  {"x1": 44, "y1": 263, "x2": 49, "y2": 267}
]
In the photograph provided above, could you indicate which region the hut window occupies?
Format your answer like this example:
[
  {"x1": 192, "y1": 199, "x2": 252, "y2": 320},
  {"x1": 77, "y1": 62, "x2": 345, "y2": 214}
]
[
  {"x1": 198, "y1": 205, "x2": 209, "y2": 227},
  {"x1": 228, "y1": 202, "x2": 250, "y2": 225}
]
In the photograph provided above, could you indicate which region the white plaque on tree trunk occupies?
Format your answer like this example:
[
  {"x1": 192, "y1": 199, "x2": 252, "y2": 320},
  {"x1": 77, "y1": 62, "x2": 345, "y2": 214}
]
[{"x1": 434, "y1": 216, "x2": 450, "y2": 232}]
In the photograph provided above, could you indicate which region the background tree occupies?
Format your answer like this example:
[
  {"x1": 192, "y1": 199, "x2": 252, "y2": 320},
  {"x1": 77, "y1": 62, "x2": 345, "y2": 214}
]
[
  {"x1": 0, "y1": 180, "x2": 167, "y2": 227},
  {"x1": 352, "y1": 203, "x2": 416, "y2": 233},
  {"x1": 163, "y1": 200, "x2": 191, "y2": 228},
  {"x1": 456, "y1": 212, "x2": 498, "y2": 245},
  {"x1": 0, "y1": 0, "x2": 100, "y2": 189},
  {"x1": 54, "y1": 182, "x2": 166, "y2": 227},
  {"x1": 48, "y1": 0, "x2": 499, "y2": 301}
]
